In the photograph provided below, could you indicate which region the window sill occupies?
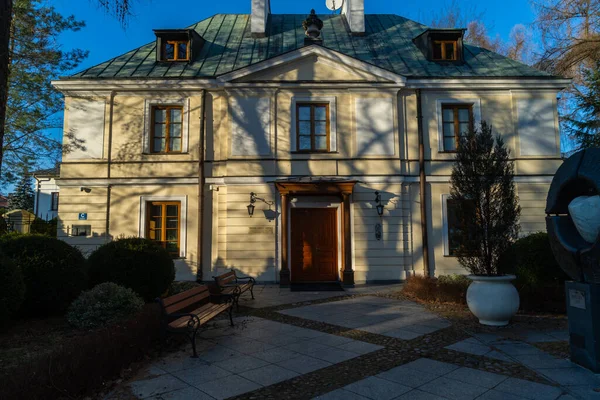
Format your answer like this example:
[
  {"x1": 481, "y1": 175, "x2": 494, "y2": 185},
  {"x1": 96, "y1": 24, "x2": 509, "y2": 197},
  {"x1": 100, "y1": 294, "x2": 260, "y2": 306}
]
[
  {"x1": 157, "y1": 60, "x2": 190, "y2": 63},
  {"x1": 143, "y1": 152, "x2": 189, "y2": 155},
  {"x1": 291, "y1": 151, "x2": 339, "y2": 155}
]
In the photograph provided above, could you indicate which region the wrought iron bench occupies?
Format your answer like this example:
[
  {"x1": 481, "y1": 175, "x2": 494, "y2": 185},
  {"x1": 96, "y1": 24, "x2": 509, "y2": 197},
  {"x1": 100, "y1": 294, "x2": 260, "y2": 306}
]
[
  {"x1": 212, "y1": 269, "x2": 256, "y2": 310},
  {"x1": 156, "y1": 285, "x2": 233, "y2": 357}
]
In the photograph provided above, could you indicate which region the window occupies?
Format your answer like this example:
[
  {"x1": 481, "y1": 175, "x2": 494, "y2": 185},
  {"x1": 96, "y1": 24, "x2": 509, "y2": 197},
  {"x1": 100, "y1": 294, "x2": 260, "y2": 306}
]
[
  {"x1": 433, "y1": 40, "x2": 457, "y2": 61},
  {"x1": 441, "y1": 104, "x2": 473, "y2": 152},
  {"x1": 162, "y1": 40, "x2": 189, "y2": 61},
  {"x1": 444, "y1": 197, "x2": 476, "y2": 256},
  {"x1": 146, "y1": 201, "x2": 180, "y2": 257},
  {"x1": 71, "y1": 225, "x2": 91, "y2": 237},
  {"x1": 296, "y1": 103, "x2": 330, "y2": 152},
  {"x1": 50, "y1": 192, "x2": 59, "y2": 211},
  {"x1": 151, "y1": 105, "x2": 183, "y2": 153}
]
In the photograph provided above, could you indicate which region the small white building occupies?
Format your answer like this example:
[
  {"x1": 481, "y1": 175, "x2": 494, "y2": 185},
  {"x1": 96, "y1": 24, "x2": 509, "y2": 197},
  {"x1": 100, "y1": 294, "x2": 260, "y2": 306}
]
[{"x1": 33, "y1": 167, "x2": 60, "y2": 221}]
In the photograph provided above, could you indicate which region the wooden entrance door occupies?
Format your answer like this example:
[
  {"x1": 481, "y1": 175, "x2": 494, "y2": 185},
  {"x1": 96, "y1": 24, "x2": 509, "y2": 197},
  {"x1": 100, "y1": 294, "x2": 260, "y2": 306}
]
[{"x1": 290, "y1": 208, "x2": 338, "y2": 282}]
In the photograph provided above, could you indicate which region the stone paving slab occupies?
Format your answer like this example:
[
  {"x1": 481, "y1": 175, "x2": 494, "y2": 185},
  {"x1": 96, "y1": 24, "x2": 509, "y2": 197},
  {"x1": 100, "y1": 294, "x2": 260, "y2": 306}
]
[
  {"x1": 111, "y1": 289, "x2": 598, "y2": 400},
  {"x1": 122, "y1": 317, "x2": 382, "y2": 399},
  {"x1": 239, "y1": 283, "x2": 404, "y2": 309},
  {"x1": 278, "y1": 296, "x2": 450, "y2": 340},
  {"x1": 316, "y1": 358, "x2": 564, "y2": 400},
  {"x1": 343, "y1": 376, "x2": 411, "y2": 399}
]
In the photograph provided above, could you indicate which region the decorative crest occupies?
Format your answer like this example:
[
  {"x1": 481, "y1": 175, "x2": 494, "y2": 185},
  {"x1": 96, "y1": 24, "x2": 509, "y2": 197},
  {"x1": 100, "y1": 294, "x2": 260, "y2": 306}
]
[{"x1": 302, "y1": 9, "x2": 324, "y2": 40}]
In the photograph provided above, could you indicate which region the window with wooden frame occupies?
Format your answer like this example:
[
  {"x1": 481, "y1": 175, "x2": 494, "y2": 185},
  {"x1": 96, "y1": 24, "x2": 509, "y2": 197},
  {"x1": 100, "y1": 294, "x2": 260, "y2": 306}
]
[
  {"x1": 151, "y1": 105, "x2": 183, "y2": 153},
  {"x1": 50, "y1": 192, "x2": 59, "y2": 211},
  {"x1": 433, "y1": 40, "x2": 458, "y2": 61},
  {"x1": 441, "y1": 104, "x2": 473, "y2": 152},
  {"x1": 296, "y1": 103, "x2": 330, "y2": 152},
  {"x1": 162, "y1": 40, "x2": 189, "y2": 61},
  {"x1": 146, "y1": 201, "x2": 180, "y2": 257}
]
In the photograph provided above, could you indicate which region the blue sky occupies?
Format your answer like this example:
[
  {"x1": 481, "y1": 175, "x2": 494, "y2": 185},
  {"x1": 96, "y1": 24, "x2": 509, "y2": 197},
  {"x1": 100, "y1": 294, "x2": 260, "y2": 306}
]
[{"x1": 52, "y1": 0, "x2": 537, "y2": 76}]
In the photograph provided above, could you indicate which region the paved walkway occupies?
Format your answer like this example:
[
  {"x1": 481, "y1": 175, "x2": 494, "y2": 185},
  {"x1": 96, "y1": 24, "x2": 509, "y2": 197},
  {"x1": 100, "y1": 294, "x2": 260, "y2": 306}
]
[{"x1": 109, "y1": 284, "x2": 600, "y2": 400}]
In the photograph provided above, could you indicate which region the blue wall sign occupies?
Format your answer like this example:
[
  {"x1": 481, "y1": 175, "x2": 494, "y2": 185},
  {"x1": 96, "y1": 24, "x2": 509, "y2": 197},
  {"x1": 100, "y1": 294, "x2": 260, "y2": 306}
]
[{"x1": 78, "y1": 213, "x2": 88, "y2": 220}]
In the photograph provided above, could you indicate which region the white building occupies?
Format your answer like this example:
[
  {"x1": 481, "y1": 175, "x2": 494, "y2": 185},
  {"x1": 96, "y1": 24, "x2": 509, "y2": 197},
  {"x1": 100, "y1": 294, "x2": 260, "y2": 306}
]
[{"x1": 33, "y1": 167, "x2": 60, "y2": 221}]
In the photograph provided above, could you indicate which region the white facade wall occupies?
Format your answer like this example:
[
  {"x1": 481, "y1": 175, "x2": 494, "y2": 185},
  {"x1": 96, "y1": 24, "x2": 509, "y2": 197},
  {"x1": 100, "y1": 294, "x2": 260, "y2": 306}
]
[{"x1": 34, "y1": 177, "x2": 59, "y2": 221}]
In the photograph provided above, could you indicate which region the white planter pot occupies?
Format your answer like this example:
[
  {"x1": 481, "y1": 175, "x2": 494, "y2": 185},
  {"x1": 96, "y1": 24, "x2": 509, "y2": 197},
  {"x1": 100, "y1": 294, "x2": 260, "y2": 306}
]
[{"x1": 466, "y1": 275, "x2": 520, "y2": 326}]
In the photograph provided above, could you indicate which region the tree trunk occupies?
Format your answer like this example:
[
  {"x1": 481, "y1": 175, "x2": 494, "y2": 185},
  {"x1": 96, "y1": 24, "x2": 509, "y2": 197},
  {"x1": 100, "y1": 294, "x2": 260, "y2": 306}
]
[{"x1": 0, "y1": 0, "x2": 12, "y2": 177}]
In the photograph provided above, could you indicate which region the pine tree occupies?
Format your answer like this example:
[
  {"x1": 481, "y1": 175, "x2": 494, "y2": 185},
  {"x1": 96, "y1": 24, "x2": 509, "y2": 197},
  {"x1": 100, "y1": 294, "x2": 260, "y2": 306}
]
[
  {"x1": 0, "y1": 0, "x2": 87, "y2": 184},
  {"x1": 564, "y1": 64, "x2": 600, "y2": 149},
  {"x1": 449, "y1": 122, "x2": 521, "y2": 275},
  {"x1": 8, "y1": 171, "x2": 33, "y2": 211},
  {"x1": 0, "y1": 0, "x2": 133, "y2": 181}
]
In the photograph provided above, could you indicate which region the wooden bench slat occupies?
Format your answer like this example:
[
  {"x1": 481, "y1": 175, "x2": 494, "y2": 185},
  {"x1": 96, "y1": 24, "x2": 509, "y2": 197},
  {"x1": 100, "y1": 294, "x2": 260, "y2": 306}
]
[
  {"x1": 216, "y1": 272, "x2": 236, "y2": 285},
  {"x1": 163, "y1": 286, "x2": 209, "y2": 307},
  {"x1": 168, "y1": 303, "x2": 230, "y2": 328},
  {"x1": 164, "y1": 291, "x2": 210, "y2": 314}
]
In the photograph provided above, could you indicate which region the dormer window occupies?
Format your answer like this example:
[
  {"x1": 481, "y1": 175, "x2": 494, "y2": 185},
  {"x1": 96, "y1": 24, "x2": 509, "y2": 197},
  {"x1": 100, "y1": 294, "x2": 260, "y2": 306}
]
[
  {"x1": 433, "y1": 40, "x2": 458, "y2": 61},
  {"x1": 413, "y1": 29, "x2": 465, "y2": 63},
  {"x1": 154, "y1": 29, "x2": 204, "y2": 63},
  {"x1": 163, "y1": 40, "x2": 189, "y2": 61}
]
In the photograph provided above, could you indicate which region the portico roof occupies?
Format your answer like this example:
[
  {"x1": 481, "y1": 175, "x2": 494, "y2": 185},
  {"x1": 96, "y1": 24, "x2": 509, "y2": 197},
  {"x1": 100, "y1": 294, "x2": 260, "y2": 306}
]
[{"x1": 275, "y1": 177, "x2": 358, "y2": 195}]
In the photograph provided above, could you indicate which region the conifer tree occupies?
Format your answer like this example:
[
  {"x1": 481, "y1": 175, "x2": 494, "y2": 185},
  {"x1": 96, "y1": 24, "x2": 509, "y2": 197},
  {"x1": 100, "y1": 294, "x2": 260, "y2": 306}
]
[
  {"x1": 8, "y1": 171, "x2": 33, "y2": 211},
  {"x1": 449, "y1": 122, "x2": 521, "y2": 276},
  {"x1": 0, "y1": 0, "x2": 133, "y2": 181},
  {"x1": 564, "y1": 63, "x2": 600, "y2": 149},
  {"x1": 1, "y1": 0, "x2": 87, "y2": 183}
]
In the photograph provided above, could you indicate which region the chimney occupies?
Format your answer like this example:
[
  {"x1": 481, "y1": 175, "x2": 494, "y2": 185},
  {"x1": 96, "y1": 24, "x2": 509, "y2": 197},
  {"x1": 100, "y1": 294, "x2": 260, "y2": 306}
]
[
  {"x1": 251, "y1": 0, "x2": 270, "y2": 38},
  {"x1": 342, "y1": 0, "x2": 365, "y2": 36}
]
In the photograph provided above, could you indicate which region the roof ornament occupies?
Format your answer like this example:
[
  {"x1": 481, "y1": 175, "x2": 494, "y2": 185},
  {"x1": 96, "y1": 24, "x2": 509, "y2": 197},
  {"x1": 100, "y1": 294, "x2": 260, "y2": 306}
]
[{"x1": 303, "y1": 9, "x2": 324, "y2": 44}]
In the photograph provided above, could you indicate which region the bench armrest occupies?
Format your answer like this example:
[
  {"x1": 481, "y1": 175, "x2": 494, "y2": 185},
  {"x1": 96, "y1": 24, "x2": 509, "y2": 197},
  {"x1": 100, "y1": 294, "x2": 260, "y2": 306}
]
[
  {"x1": 167, "y1": 312, "x2": 201, "y2": 329},
  {"x1": 233, "y1": 274, "x2": 256, "y2": 284}
]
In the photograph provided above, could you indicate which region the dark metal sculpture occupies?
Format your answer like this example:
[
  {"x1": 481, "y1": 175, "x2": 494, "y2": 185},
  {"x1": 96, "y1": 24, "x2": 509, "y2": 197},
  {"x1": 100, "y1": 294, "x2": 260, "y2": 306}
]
[{"x1": 546, "y1": 148, "x2": 600, "y2": 284}]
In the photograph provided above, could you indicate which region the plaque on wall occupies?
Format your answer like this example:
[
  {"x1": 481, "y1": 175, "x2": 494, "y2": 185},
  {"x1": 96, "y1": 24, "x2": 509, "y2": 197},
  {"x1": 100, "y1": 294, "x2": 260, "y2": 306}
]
[{"x1": 569, "y1": 289, "x2": 586, "y2": 310}]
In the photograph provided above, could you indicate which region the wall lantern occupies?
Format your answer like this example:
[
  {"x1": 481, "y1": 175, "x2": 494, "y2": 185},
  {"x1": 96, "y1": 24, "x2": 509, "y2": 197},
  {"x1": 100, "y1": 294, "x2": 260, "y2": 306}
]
[
  {"x1": 247, "y1": 192, "x2": 274, "y2": 217},
  {"x1": 375, "y1": 191, "x2": 385, "y2": 217}
]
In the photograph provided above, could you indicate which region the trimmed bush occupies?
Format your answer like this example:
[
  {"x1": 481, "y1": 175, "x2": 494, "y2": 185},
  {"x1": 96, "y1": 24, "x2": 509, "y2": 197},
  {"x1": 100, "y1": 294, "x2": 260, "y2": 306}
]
[
  {"x1": 0, "y1": 251, "x2": 25, "y2": 327},
  {"x1": 67, "y1": 282, "x2": 144, "y2": 330},
  {"x1": 403, "y1": 275, "x2": 437, "y2": 302},
  {"x1": 88, "y1": 237, "x2": 175, "y2": 302},
  {"x1": 402, "y1": 274, "x2": 470, "y2": 305},
  {"x1": 30, "y1": 218, "x2": 57, "y2": 237},
  {"x1": 0, "y1": 217, "x2": 7, "y2": 236},
  {"x1": 0, "y1": 235, "x2": 87, "y2": 316},
  {"x1": 498, "y1": 232, "x2": 569, "y2": 289},
  {"x1": 436, "y1": 274, "x2": 471, "y2": 303}
]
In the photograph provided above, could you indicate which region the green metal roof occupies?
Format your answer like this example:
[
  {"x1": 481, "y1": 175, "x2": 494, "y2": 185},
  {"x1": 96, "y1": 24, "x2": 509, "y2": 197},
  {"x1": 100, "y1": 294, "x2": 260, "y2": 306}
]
[{"x1": 70, "y1": 14, "x2": 553, "y2": 79}]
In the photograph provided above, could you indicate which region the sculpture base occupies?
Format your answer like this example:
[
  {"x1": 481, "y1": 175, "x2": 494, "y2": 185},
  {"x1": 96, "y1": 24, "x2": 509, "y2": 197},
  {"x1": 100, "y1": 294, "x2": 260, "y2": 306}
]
[{"x1": 566, "y1": 281, "x2": 600, "y2": 372}]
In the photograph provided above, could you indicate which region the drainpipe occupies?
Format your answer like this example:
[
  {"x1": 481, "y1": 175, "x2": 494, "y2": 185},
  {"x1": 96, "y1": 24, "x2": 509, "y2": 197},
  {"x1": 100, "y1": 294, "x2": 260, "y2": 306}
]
[
  {"x1": 105, "y1": 91, "x2": 116, "y2": 242},
  {"x1": 416, "y1": 89, "x2": 431, "y2": 278},
  {"x1": 197, "y1": 90, "x2": 207, "y2": 282}
]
